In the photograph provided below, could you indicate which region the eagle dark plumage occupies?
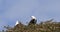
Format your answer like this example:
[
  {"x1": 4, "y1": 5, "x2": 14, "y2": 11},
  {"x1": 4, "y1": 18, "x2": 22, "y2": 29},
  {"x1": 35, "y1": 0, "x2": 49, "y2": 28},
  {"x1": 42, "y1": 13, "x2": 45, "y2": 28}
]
[{"x1": 28, "y1": 16, "x2": 37, "y2": 25}]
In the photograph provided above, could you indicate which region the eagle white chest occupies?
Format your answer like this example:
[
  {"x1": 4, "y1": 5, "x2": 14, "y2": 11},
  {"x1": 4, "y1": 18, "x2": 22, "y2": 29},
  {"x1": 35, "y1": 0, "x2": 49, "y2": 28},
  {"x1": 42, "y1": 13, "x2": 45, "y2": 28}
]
[{"x1": 15, "y1": 20, "x2": 19, "y2": 25}]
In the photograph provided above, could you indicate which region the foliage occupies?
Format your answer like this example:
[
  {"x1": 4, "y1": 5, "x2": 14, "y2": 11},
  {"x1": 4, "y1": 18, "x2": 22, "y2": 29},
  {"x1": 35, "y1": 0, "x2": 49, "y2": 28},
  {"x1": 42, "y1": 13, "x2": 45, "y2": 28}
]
[{"x1": 3, "y1": 19, "x2": 60, "y2": 32}]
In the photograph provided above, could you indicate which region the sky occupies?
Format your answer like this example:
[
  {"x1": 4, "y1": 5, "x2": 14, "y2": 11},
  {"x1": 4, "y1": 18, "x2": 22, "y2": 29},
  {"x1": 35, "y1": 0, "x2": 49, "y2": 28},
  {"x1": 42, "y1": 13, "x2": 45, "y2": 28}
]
[{"x1": 0, "y1": 0, "x2": 60, "y2": 30}]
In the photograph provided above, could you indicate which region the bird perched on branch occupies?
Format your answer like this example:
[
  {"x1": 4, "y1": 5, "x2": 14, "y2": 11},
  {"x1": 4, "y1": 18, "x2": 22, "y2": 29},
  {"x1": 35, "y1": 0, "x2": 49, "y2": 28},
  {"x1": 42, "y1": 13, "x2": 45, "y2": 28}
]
[
  {"x1": 28, "y1": 16, "x2": 37, "y2": 25},
  {"x1": 15, "y1": 20, "x2": 19, "y2": 26}
]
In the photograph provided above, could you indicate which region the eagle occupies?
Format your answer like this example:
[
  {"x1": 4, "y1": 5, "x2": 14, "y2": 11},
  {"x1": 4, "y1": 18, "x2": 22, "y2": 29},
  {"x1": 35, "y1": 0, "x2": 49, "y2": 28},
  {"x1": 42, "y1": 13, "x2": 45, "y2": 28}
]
[
  {"x1": 15, "y1": 20, "x2": 19, "y2": 26},
  {"x1": 28, "y1": 16, "x2": 37, "y2": 25}
]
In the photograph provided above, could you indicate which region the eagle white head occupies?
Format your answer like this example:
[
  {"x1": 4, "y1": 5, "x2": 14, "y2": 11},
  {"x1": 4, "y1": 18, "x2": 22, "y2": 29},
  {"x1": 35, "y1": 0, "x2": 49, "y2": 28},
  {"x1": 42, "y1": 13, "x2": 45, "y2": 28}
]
[
  {"x1": 15, "y1": 20, "x2": 19, "y2": 25},
  {"x1": 31, "y1": 16, "x2": 36, "y2": 20}
]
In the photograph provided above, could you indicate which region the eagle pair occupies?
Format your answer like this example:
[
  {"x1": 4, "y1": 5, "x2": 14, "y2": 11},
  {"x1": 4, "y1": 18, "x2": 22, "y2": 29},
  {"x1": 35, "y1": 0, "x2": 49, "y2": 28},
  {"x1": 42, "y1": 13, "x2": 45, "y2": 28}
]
[{"x1": 15, "y1": 16, "x2": 37, "y2": 25}]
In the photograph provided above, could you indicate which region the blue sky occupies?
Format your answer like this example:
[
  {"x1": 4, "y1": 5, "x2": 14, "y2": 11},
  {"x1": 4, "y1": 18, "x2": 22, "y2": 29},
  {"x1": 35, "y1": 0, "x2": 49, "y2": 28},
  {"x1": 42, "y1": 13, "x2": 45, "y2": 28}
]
[{"x1": 0, "y1": 0, "x2": 60, "y2": 30}]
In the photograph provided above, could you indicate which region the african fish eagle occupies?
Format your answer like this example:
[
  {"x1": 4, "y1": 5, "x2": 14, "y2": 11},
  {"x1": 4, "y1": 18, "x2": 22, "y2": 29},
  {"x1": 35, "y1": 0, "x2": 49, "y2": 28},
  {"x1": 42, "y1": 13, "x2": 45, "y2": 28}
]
[
  {"x1": 15, "y1": 20, "x2": 19, "y2": 25},
  {"x1": 28, "y1": 16, "x2": 37, "y2": 25}
]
